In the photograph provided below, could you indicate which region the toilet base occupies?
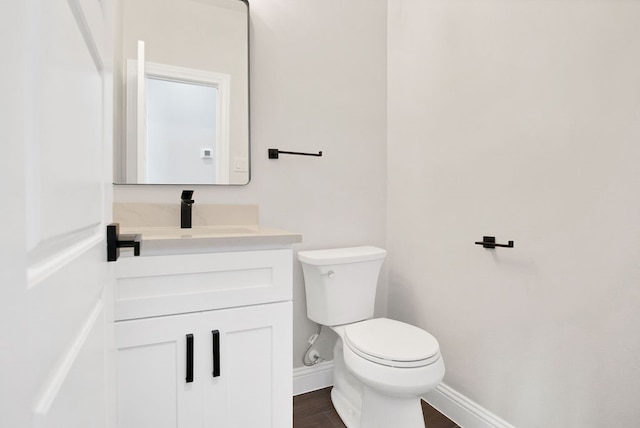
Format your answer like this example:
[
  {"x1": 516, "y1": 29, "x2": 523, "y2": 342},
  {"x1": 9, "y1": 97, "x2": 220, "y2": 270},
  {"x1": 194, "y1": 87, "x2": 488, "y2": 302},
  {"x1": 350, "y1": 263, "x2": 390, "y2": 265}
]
[
  {"x1": 360, "y1": 386, "x2": 425, "y2": 428},
  {"x1": 330, "y1": 338, "x2": 363, "y2": 427},
  {"x1": 331, "y1": 387, "x2": 360, "y2": 428},
  {"x1": 331, "y1": 384, "x2": 426, "y2": 428}
]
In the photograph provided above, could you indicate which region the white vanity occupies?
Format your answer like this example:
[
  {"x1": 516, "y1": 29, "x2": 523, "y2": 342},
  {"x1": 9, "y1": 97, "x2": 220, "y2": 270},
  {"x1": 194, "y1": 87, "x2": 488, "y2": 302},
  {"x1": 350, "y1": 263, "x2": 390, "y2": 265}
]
[{"x1": 112, "y1": 204, "x2": 301, "y2": 428}]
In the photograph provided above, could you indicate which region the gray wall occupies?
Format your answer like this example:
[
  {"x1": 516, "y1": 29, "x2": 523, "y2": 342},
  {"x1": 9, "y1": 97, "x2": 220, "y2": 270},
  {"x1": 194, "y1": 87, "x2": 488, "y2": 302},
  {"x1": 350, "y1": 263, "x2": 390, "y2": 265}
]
[
  {"x1": 387, "y1": 1, "x2": 640, "y2": 426},
  {"x1": 114, "y1": 0, "x2": 388, "y2": 366}
]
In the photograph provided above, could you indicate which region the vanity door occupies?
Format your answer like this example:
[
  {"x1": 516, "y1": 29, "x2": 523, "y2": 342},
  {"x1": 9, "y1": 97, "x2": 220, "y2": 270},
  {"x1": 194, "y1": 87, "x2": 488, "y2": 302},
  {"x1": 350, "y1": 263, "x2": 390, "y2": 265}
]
[
  {"x1": 201, "y1": 302, "x2": 293, "y2": 428},
  {"x1": 116, "y1": 313, "x2": 203, "y2": 428}
]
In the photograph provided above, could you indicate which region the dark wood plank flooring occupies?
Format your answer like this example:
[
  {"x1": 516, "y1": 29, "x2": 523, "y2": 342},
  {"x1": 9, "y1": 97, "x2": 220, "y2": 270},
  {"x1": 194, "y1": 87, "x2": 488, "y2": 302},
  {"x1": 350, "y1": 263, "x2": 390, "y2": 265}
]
[{"x1": 293, "y1": 387, "x2": 459, "y2": 428}]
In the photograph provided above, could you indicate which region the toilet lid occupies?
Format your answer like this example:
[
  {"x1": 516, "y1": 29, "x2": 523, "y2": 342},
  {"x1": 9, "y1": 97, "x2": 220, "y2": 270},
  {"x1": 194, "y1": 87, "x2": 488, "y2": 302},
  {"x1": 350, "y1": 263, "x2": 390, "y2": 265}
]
[{"x1": 344, "y1": 318, "x2": 440, "y2": 368}]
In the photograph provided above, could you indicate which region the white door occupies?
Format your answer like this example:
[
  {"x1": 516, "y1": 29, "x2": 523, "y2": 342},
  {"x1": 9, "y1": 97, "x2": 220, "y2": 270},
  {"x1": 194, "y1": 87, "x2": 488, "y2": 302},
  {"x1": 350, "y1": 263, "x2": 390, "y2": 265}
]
[{"x1": 0, "y1": 1, "x2": 114, "y2": 427}]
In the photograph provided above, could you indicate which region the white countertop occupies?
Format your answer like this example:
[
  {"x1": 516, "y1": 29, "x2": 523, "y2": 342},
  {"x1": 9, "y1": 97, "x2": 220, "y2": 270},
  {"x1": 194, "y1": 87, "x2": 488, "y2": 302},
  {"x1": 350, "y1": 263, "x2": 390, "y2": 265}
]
[{"x1": 119, "y1": 225, "x2": 302, "y2": 256}]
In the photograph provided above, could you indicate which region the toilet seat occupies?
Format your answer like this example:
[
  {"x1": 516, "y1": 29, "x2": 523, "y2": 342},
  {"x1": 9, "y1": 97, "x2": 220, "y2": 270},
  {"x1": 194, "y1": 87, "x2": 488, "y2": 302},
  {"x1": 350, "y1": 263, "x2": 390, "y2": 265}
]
[{"x1": 344, "y1": 318, "x2": 440, "y2": 368}]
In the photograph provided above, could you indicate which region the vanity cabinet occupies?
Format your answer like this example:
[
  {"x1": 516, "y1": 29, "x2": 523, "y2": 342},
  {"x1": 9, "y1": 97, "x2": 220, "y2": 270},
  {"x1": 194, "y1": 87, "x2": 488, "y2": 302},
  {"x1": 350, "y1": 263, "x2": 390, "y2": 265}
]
[
  {"x1": 116, "y1": 302, "x2": 291, "y2": 428},
  {"x1": 114, "y1": 248, "x2": 295, "y2": 428}
]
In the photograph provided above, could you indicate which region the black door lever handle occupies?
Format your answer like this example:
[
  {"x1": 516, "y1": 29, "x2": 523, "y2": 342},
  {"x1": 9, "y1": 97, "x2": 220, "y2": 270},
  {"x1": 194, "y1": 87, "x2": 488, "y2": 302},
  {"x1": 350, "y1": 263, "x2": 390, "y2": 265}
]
[{"x1": 107, "y1": 223, "x2": 142, "y2": 261}]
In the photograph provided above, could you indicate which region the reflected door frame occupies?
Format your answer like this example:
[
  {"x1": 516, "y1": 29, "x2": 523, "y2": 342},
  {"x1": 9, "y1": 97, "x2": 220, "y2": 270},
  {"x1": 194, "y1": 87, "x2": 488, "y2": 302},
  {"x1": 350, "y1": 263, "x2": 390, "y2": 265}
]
[{"x1": 125, "y1": 57, "x2": 231, "y2": 184}]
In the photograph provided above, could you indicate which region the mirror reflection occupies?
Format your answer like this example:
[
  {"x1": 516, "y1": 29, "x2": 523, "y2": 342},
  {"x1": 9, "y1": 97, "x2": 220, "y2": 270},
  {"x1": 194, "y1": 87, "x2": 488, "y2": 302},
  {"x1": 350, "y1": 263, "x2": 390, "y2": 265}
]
[
  {"x1": 146, "y1": 76, "x2": 219, "y2": 184},
  {"x1": 114, "y1": 0, "x2": 249, "y2": 185}
]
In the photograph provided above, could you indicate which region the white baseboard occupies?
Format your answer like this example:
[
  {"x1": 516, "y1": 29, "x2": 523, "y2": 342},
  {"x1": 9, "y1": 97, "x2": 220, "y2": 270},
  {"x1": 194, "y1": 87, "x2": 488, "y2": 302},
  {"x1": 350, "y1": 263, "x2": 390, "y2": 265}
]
[
  {"x1": 292, "y1": 360, "x2": 334, "y2": 396},
  {"x1": 424, "y1": 383, "x2": 515, "y2": 428}
]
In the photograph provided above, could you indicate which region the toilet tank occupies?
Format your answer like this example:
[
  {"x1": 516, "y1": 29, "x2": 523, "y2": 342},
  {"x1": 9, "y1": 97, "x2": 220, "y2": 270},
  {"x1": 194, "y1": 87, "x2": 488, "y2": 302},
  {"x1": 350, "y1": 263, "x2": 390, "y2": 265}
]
[{"x1": 298, "y1": 246, "x2": 387, "y2": 326}]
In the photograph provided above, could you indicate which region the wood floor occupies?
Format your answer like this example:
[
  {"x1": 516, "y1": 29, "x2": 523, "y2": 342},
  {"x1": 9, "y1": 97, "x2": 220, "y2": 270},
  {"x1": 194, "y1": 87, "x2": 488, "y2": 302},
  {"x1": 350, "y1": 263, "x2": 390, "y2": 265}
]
[{"x1": 293, "y1": 387, "x2": 459, "y2": 428}]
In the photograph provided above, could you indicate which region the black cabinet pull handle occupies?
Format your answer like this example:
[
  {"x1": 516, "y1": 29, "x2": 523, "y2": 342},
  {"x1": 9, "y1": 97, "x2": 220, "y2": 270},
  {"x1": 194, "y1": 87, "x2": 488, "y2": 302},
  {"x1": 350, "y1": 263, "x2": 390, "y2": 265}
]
[
  {"x1": 212, "y1": 330, "x2": 220, "y2": 378},
  {"x1": 186, "y1": 334, "x2": 194, "y2": 383}
]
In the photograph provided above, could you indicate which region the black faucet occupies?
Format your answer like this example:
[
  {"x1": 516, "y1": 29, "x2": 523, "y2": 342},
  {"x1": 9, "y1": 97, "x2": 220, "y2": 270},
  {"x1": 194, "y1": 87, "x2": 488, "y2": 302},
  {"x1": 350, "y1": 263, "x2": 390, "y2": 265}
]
[{"x1": 181, "y1": 190, "x2": 195, "y2": 229}]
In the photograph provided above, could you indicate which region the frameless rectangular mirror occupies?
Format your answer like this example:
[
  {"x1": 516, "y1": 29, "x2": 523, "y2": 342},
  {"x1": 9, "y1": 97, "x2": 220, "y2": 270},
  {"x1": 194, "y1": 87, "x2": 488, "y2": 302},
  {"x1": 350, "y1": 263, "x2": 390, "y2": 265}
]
[{"x1": 114, "y1": 0, "x2": 249, "y2": 185}]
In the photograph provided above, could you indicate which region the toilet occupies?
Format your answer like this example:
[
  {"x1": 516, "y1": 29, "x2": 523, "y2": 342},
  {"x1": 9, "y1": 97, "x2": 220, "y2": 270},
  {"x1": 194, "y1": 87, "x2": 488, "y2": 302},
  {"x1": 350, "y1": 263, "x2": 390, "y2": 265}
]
[{"x1": 298, "y1": 246, "x2": 445, "y2": 428}]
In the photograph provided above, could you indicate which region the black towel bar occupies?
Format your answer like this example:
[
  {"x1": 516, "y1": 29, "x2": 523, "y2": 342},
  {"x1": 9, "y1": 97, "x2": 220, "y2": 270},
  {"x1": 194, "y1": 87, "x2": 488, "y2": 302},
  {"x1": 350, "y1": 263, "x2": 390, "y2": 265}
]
[{"x1": 268, "y1": 148, "x2": 323, "y2": 159}]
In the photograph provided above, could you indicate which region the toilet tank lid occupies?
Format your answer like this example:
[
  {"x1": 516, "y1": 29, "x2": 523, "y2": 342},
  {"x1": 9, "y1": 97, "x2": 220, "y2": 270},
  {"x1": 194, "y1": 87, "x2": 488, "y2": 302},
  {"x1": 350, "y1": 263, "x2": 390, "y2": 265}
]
[{"x1": 298, "y1": 246, "x2": 387, "y2": 265}]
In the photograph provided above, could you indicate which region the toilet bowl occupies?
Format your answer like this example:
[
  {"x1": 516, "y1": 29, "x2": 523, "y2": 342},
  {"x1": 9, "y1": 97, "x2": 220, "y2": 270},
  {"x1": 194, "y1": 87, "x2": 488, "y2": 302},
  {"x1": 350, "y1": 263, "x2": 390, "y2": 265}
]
[{"x1": 298, "y1": 247, "x2": 445, "y2": 428}]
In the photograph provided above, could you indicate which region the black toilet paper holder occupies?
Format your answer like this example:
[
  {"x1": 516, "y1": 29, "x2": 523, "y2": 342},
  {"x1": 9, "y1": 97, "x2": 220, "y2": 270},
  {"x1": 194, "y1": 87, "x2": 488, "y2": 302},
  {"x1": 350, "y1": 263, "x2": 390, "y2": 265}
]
[{"x1": 474, "y1": 236, "x2": 514, "y2": 249}]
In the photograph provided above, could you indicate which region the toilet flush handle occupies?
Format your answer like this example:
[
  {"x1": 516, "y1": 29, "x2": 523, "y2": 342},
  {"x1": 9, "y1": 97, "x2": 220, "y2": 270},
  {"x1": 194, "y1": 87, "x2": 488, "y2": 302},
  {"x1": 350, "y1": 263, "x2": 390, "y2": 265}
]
[{"x1": 322, "y1": 270, "x2": 335, "y2": 279}]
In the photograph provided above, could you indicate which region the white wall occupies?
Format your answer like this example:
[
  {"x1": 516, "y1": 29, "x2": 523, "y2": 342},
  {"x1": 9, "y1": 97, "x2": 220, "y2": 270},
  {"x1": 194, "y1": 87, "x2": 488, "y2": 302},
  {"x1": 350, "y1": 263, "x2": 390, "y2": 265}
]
[
  {"x1": 114, "y1": 0, "x2": 388, "y2": 366},
  {"x1": 387, "y1": 1, "x2": 640, "y2": 427}
]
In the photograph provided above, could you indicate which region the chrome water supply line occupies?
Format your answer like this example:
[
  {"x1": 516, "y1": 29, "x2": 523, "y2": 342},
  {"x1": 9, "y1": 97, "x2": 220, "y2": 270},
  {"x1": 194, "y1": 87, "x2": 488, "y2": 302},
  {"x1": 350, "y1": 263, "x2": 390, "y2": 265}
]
[{"x1": 302, "y1": 324, "x2": 323, "y2": 367}]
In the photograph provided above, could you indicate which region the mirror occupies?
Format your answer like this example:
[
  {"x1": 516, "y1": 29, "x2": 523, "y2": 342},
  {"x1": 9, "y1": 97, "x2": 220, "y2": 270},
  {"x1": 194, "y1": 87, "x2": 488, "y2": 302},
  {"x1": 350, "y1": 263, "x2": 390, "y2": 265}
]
[{"x1": 114, "y1": 0, "x2": 249, "y2": 185}]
